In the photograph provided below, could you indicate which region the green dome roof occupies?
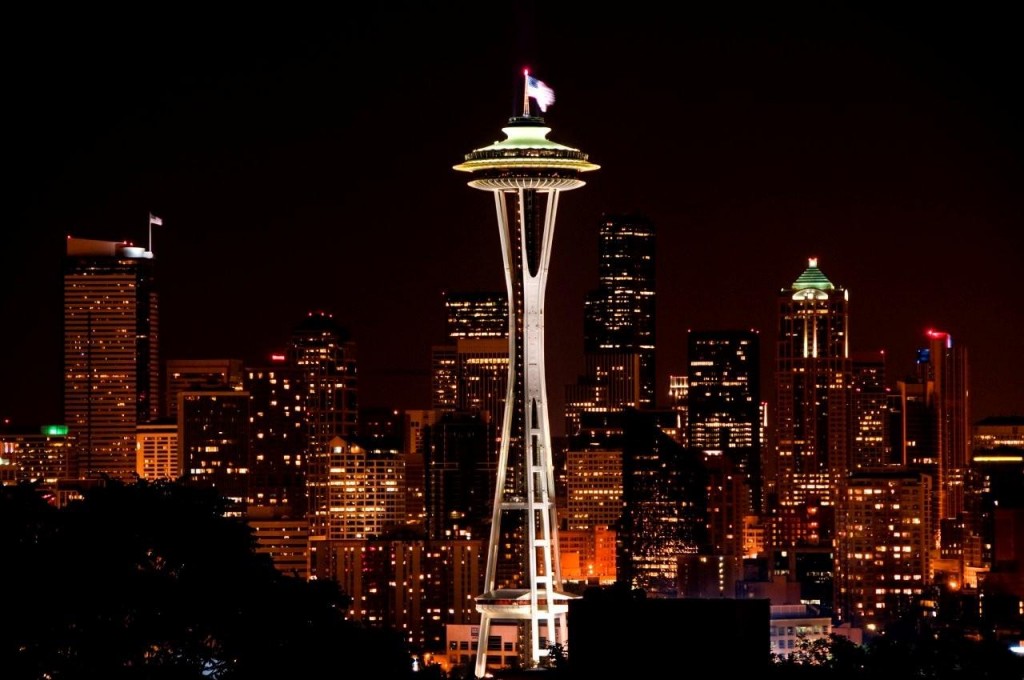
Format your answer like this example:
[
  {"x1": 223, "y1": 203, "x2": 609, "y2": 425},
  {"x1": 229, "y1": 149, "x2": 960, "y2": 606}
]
[{"x1": 792, "y1": 258, "x2": 835, "y2": 291}]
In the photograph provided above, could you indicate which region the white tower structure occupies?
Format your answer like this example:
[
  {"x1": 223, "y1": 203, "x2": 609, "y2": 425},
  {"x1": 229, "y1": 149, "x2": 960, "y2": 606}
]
[{"x1": 454, "y1": 72, "x2": 599, "y2": 676}]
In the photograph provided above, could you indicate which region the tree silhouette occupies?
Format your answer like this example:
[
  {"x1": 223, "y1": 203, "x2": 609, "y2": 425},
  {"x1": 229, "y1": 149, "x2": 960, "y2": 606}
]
[{"x1": 0, "y1": 479, "x2": 415, "y2": 678}]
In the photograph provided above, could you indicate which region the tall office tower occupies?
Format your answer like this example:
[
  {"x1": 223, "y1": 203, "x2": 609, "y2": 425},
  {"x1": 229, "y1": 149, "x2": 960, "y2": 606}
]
[
  {"x1": 453, "y1": 80, "x2": 599, "y2": 673},
  {"x1": 64, "y1": 237, "x2": 159, "y2": 482},
  {"x1": 564, "y1": 214, "x2": 656, "y2": 437},
  {"x1": 850, "y1": 350, "x2": 891, "y2": 470},
  {"x1": 895, "y1": 330, "x2": 971, "y2": 553},
  {"x1": 289, "y1": 312, "x2": 358, "y2": 539},
  {"x1": 687, "y1": 329, "x2": 762, "y2": 514},
  {"x1": 0, "y1": 424, "x2": 72, "y2": 492},
  {"x1": 244, "y1": 359, "x2": 307, "y2": 513},
  {"x1": 617, "y1": 409, "x2": 708, "y2": 597},
  {"x1": 584, "y1": 214, "x2": 656, "y2": 407},
  {"x1": 772, "y1": 258, "x2": 852, "y2": 547},
  {"x1": 178, "y1": 389, "x2": 251, "y2": 510},
  {"x1": 834, "y1": 470, "x2": 933, "y2": 629},
  {"x1": 164, "y1": 358, "x2": 244, "y2": 419},
  {"x1": 919, "y1": 330, "x2": 970, "y2": 525}
]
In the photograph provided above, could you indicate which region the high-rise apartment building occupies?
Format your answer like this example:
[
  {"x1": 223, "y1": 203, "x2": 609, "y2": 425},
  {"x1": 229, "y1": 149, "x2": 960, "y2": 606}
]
[
  {"x1": 687, "y1": 329, "x2": 762, "y2": 514},
  {"x1": 834, "y1": 470, "x2": 933, "y2": 629},
  {"x1": 64, "y1": 237, "x2": 159, "y2": 481},
  {"x1": 314, "y1": 435, "x2": 405, "y2": 542},
  {"x1": 771, "y1": 258, "x2": 852, "y2": 548}
]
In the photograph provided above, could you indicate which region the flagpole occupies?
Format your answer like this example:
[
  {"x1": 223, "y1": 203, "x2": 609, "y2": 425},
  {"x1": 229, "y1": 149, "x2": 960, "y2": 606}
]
[
  {"x1": 522, "y1": 69, "x2": 530, "y2": 117},
  {"x1": 148, "y1": 214, "x2": 152, "y2": 254}
]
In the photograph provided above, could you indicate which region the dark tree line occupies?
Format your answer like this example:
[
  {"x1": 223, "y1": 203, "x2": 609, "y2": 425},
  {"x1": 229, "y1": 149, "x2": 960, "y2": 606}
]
[{"x1": 0, "y1": 479, "x2": 416, "y2": 679}]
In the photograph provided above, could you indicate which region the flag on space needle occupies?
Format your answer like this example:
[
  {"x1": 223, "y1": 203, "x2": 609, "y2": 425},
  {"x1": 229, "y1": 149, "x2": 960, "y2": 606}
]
[{"x1": 526, "y1": 75, "x2": 555, "y2": 112}]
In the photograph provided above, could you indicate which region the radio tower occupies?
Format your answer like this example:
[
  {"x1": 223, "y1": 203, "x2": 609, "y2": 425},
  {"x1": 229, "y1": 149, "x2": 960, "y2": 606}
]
[{"x1": 454, "y1": 71, "x2": 599, "y2": 676}]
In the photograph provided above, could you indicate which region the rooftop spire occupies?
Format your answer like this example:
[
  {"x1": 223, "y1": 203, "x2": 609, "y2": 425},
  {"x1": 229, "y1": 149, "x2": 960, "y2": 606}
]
[{"x1": 792, "y1": 257, "x2": 835, "y2": 291}]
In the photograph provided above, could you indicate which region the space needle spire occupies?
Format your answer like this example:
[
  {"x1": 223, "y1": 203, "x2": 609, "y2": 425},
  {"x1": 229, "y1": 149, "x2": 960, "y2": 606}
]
[{"x1": 454, "y1": 70, "x2": 599, "y2": 677}]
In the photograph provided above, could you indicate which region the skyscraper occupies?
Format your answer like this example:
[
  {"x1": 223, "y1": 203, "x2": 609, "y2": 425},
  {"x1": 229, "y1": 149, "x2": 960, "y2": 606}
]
[
  {"x1": 289, "y1": 312, "x2": 358, "y2": 539},
  {"x1": 920, "y1": 330, "x2": 970, "y2": 525},
  {"x1": 585, "y1": 213, "x2": 655, "y2": 401},
  {"x1": 63, "y1": 237, "x2": 159, "y2": 481},
  {"x1": 686, "y1": 329, "x2": 762, "y2": 514},
  {"x1": 565, "y1": 214, "x2": 656, "y2": 436},
  {"x1": 896, "y1": 330, "x2": 970, "y2": 553},
  {"x1": 772, "y1": 257, "x2": 852, "y2": 549},
  {"x1": 453, "y1": 74, "x2": 599, "y2": 674}
]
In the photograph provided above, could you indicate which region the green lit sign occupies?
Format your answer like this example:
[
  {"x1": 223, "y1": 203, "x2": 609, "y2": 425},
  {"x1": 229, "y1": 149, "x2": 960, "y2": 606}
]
[{"x1": 41, "y1": 425, "x2": 69, "y2": 436}]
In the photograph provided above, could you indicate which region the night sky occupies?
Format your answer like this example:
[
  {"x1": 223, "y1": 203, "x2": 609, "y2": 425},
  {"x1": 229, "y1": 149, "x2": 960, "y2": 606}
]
[{"x1": 3, "y1": 4, "x2": 1022, "y2": 435}]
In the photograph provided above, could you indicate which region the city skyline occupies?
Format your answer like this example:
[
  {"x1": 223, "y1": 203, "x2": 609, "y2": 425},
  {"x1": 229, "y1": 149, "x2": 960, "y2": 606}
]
[{"x1": 4, "y1": 4, "x2": 1022, "y2": 433}]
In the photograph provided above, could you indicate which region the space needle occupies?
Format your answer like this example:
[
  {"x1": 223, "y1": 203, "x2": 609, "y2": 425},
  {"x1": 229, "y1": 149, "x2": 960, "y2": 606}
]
[{"x1": 454, "y1": 70, "x2": 599, "y2": 676}]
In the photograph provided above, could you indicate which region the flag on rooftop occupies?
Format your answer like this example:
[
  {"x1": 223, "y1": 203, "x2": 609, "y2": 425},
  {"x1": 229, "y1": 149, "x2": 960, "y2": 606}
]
[{"x1": 526, "y1": 75, "x2": 555, "y2": 112}]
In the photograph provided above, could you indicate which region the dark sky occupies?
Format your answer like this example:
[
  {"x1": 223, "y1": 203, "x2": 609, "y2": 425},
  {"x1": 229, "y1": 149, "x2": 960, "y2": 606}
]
[{"x1": 3, "y1": 3, "x2": 1022, "y2": 435}]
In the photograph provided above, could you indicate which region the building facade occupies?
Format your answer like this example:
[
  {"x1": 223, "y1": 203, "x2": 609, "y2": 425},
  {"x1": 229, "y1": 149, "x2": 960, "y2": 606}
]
[
  {"x1": 64, "y1": 237, "x2": 159, "y2": 481},
  {"x1": 687, "y1": 329, "x2": 762, "y2": 514},
  {"x1": 772, "y1": 258, "x2": 852, "y2": 549}
]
